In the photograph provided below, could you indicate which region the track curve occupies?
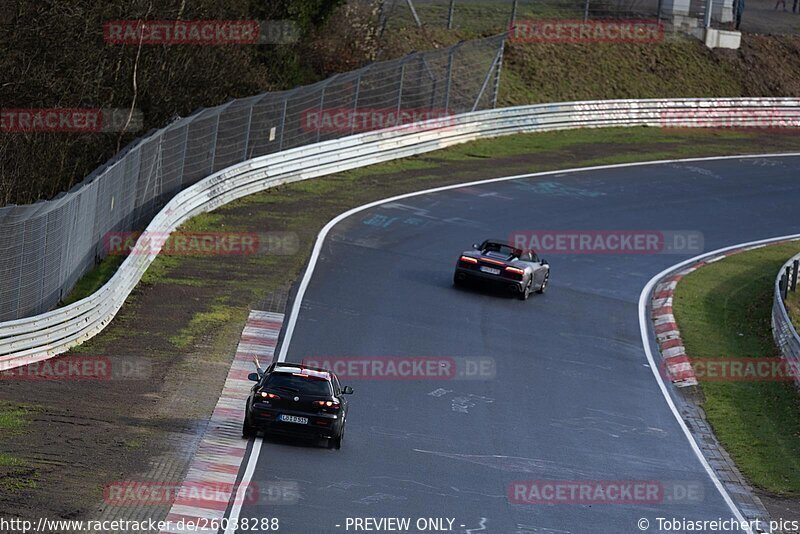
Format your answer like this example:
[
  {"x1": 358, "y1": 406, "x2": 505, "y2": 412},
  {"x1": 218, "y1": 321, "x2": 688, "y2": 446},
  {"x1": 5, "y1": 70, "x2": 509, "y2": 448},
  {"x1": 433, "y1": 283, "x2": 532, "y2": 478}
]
[{"x1": 233, "y1": 155, "x2": 800, "y2": 534}]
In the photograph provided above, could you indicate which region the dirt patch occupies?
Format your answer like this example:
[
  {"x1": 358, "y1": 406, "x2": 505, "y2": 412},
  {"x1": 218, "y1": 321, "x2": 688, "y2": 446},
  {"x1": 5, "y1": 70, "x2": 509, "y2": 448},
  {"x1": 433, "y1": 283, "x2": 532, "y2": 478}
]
[{"x1": 1, "y1": 129, "x2": 799, "y2": 526}]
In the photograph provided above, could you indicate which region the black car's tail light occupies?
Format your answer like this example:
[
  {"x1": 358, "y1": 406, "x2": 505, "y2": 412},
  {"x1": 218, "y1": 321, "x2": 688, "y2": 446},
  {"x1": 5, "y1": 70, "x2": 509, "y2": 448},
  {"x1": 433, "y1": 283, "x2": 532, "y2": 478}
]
[
  {"x1": 259, "y1": 391, "x2": 280, "y2": 400},
  {"x1": 313, "y1": 400, "x2": 340, "y2": 413},
  {"x1": 459, "y1": 256, "x2": 478, "y2": 265}
]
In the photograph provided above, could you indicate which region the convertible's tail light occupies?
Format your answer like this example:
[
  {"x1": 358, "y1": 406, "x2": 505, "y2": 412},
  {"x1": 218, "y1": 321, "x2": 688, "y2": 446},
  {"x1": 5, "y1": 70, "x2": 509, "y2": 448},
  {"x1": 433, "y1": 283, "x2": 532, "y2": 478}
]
[
  {"x1": 459, "y1": 256, "x2": 478, "y2": 264},
  {"x1": 505, "y1": 266, "x2": 525, "y2": 275}
]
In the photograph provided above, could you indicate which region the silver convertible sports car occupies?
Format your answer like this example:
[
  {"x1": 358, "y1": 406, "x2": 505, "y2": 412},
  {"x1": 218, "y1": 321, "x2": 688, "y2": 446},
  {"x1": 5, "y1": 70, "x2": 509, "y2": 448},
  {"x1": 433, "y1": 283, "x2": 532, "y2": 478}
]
[{"x1": 453, "y1": 239, "x2": 550, "y2": 300}]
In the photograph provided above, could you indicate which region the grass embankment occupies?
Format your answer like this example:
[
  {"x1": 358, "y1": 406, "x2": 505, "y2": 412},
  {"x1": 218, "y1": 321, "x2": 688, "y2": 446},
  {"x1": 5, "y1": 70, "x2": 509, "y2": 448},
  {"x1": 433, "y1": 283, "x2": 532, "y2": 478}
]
[{"x1": 673, "y1": 243, "x2": 800, "y2": 495}]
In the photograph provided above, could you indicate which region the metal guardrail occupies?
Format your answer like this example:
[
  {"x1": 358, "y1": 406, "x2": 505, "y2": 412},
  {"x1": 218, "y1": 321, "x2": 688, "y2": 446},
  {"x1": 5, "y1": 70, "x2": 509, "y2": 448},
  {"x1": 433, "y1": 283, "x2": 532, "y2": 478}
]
[
  {"x1": 772, "y1": 252, "x2": 800, "y2": 388},
  {"x1": 2, "y1": 97, "x2": 800, "y2": 370}
]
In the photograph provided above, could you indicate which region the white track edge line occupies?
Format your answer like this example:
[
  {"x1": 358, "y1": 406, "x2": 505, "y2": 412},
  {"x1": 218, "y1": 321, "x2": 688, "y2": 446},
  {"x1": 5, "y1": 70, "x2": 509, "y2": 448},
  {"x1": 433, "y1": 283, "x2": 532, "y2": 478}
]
[
  {"x1": 227, "y1": 152, "x2": 800, "y2": 533},
  {"x1": 223, "y1": 438, "x2": 262, "y2": 534}
]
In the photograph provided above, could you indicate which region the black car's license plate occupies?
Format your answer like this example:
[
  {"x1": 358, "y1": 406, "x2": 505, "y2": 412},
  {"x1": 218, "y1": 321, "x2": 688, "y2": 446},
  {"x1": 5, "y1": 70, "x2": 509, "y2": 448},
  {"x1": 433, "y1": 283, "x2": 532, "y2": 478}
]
[{"x1": 278, "y1": 414, "x2": 308, "y2": 424}]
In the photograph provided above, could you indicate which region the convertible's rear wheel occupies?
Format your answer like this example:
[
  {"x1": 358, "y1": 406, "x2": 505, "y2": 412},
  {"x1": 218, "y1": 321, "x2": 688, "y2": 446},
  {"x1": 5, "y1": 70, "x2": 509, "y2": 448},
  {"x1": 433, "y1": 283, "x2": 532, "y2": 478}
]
[
  {"x1": 536, "y1": 271, "x2": 549, "y2": 294},
  {"x1": 519, "y1": 278, "x2": 532, "y2": 300}
]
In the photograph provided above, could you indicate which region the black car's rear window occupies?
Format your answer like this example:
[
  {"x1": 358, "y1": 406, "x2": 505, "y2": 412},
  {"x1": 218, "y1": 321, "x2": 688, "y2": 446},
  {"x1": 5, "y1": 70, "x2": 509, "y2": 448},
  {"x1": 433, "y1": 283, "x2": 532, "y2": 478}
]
[{"x1": 266, "y1": 373, "x2": 332, "y2": 396}]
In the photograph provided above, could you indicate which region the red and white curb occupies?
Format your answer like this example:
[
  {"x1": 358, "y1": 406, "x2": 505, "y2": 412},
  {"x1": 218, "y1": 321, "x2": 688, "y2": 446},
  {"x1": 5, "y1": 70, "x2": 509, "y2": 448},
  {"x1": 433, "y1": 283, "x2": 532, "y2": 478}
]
[
  {"x1": 652, "y1": 241, "x2": 795, "y2": 388},
  {"x1": 160, "y1": 310, "x2": 283, "y2": 533}
]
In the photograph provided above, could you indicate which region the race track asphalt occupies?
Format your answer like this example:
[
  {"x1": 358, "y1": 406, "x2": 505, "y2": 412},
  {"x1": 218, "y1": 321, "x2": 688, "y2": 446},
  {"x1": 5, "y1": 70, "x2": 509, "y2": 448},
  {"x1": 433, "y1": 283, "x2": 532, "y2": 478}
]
[{"x1": 233, "y1": 155, "x2": 800, "y2": 534}]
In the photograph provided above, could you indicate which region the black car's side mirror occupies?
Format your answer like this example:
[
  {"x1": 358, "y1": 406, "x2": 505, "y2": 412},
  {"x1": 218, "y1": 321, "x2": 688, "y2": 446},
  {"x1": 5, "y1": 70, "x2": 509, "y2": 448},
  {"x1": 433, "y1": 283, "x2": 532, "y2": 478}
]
[
  {"x1": 342, "y1": 386, "x2": 354, "y2": 395},
  {"x1": 472, "y1": 243, "x2": 480, "y2": 250},
  {"x1": 247, "y1": 372, "x2": 260, "y2": 382}
]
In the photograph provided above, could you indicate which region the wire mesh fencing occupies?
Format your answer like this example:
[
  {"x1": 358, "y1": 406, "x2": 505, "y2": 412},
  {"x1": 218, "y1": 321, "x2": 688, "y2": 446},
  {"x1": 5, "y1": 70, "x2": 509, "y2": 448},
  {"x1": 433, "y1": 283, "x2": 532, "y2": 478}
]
[
  {"x1": 379, "y1": 0, "x2": 787, "y2": 36},
  {"x1": 0, "y1": 34, "x2": 505, "y2": 322}
]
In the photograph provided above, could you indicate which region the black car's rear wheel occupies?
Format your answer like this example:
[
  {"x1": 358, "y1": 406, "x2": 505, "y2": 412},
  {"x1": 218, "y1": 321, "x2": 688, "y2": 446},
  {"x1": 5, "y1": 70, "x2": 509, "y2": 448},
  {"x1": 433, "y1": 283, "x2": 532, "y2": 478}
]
[
  {"x1": 328, "y1": 424, "x2": 344, "y2": 450},
  {"x1": 242, "y1": 416, "x2": 256, "y2": 439}
]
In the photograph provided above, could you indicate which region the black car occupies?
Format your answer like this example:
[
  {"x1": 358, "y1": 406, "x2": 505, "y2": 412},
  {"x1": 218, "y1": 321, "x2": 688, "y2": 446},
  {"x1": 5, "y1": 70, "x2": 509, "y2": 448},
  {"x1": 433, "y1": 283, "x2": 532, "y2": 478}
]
[
  {"x1": 243, "y1": 362, "x2": 353, "y2": 449},
  {"x1": 454, "y1": 239, "x2": 550, "y2": 300}
]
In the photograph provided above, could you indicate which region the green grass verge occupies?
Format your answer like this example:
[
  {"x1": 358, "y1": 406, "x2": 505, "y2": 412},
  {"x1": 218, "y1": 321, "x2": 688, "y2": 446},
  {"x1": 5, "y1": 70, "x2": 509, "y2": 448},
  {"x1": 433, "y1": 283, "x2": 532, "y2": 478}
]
[
  {"x1": 60, "y1": 255, "x2": 124, "y2": 307},
  {"x1": 0, "y1": 404, "x2": 31, "y2": 434},
  {"x1": 169, "y1": 297, "x2": 248, "y2": 350},
  {"x1": 0, "y1": 404, "x2": 37, "y2": 492},
  {"x1": 673, "y1": 242, "x2": 800, "y2": 495}
]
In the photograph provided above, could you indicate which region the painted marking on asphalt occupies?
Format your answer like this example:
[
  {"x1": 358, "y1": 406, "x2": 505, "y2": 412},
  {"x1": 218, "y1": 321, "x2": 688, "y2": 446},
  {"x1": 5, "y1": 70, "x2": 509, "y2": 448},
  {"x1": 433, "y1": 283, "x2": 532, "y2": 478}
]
[{"x1": 159, "y1": 310, "x2": 282, "y2": 534}]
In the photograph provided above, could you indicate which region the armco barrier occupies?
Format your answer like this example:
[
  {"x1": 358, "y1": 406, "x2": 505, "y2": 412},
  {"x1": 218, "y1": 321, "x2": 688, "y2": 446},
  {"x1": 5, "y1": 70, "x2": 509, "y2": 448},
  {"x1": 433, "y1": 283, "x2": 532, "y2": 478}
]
[
  {"x1": 1, "y1": 98, "x2": 800, "y2": 370},
  {"x1": 772, "y1": 252, "x2": 800, "y2": 389}
]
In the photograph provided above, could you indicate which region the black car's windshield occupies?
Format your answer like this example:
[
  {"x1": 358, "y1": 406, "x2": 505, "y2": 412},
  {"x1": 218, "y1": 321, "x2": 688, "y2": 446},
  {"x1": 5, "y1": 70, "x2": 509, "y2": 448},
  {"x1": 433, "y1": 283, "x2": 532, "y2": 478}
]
[{"x1": 266, "y1": 373, "x2": 332, "y2": 396}]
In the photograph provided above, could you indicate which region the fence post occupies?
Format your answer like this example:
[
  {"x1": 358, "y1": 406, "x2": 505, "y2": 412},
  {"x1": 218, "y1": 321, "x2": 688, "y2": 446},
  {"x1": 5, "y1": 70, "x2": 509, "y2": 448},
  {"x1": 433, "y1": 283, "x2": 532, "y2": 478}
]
[
  {"x1": 16, "y1": 221, "x2": 25, "y2": 315},
  {"x1": 177, "y1": 122, "x2": 190, "y2": 187},
  {"x1": 778, "y1": 273, "x2": 787, "y2": 300},
  {"x1": 316, "y1": 84, "x2": 328, "y2": 143},
  {"x1": 447, "y1": 0, "x2": 455, "y2": 29},
  {"x1": 703, "y1": 0, "x2": 713, "y2": 28},
  {"x1": 396, "y1": 62, "x2": 406, "y2": 120},
  {"x1": 243, "y1": 101, "x2": 254, "y2": 160},
  {"x1": 406, "y1": 0, "x2": 423, "y2": 27},
  {"x1": 278, "y1": 95, "x2": 289, "y2": 151},
  {"x1": 350, "y1": 73, "x2": 362, "y2": 136},
  {"x1": 491, "y1": 38, "x2": 505, "y2": 109},
  {"x1": 583, "y1": 0, "x2": 591, "y2": 21},
  {"x1": 443, "y1": 48, "x2": 455, "y2": 114},
  {"x1": 786, "y1": 266, "x2": 793, "y2": 297},
  {"x1": 792, "y1": 259, "x2": 799, "y2": 291},
  {"x1": 510, "y1": 0, "x2": 518, "y2": 25},
  {"x1": 472, "y1": 42, "x2": 504, "y2": 112},
  {"x1": 209, "y1": 112, "x2": 221, "y2": 173}
]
